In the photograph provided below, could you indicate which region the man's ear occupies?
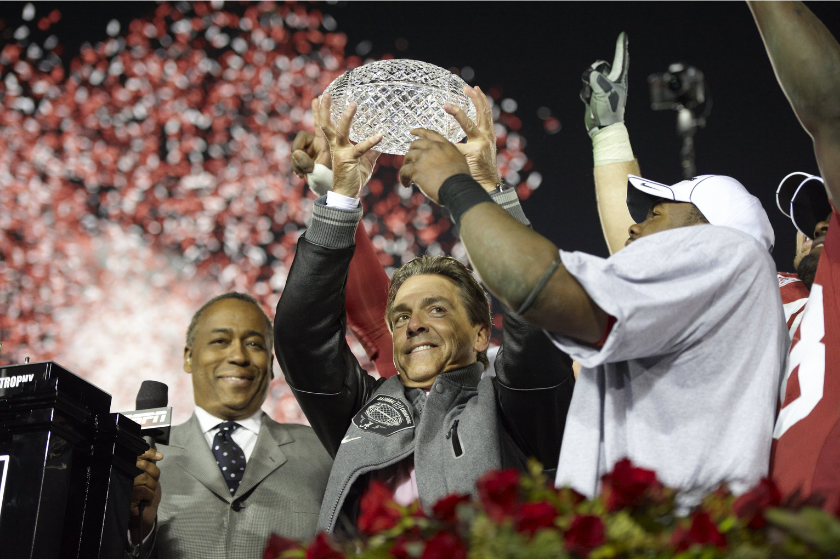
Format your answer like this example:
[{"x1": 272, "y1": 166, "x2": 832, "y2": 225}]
[
  {"x1": 184, "y1": 347, "x2": 192, "y2": 373},
  {"x1": 473, "y1": 323, "x2": 491, "y2": 355}
]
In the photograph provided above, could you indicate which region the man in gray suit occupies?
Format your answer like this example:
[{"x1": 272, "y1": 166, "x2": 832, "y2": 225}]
[{"x1": 129, "y1": 293, "x2": 333, "y2": 558}]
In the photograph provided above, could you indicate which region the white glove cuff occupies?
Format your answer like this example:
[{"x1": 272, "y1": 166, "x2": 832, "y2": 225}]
[
  {"x1": 306, "y1": 163, "x2": 334, "y2": 197},
  {"x1": 592, "y1": 122, "x2": 635, "y2": 167},
  {"x1": 325, "y1": 190, "x2": 360, "y2": 209}
]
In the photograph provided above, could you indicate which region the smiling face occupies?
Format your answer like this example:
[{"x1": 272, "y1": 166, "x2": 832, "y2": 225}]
[
  {"x1": 626, "y1": 200, "x2": 708, "y2": 246},
  {"x1": 389, "y1": 274, "x2": 489, "y2": 388},
  {"x1": 185, "y1": 298, "x2": 272, "y2": 420}
]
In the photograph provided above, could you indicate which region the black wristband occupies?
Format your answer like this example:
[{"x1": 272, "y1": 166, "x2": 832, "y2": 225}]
[{"x1": 439, "y1": 174, "x2": 494, "y2": 227}]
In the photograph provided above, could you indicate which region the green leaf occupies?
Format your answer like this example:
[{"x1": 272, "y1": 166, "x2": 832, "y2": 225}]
[
  {"x1": 765, "y1": 507, "x2": 840, "y2": 555},
  {"x1": 606, "y1": 510, "x2": 652, "y2": 552}
]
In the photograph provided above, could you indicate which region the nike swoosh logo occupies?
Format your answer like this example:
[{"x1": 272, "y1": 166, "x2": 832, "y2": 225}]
[{"x1": 340, "y1": 436, "x2": 361, "y2": 444}]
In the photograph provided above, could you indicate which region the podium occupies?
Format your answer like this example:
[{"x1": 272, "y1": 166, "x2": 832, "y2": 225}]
[{"x1": 0, "y1": 361, "x2": 148, "y2": 558}]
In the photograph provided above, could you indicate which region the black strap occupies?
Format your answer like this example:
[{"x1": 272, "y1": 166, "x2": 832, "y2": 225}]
[
  {"x1": 517, "y1": 257, "x2": 562, "y2": 316},
  {"x1": 439, "y1": 174, "x2": 494, "y2": 227}
]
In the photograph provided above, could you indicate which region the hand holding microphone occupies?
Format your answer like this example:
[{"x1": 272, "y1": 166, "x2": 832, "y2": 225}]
[
  {"x1": 127, "y1": 381, "x2": 170, "y2": 548},
  {"x1": 130, "y1": 447, "x2": 162, "y2": 543}
]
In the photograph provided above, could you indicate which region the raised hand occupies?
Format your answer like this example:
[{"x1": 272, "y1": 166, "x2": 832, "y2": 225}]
[
  {"x1": 580, "y1": 32, "x2": 629, "y2": 136},
  {"x1": 314, "y1": 93, "x2": 383, "y2": 199},
  {"x1": 444, "y1": 85, "x2": 500, "y2": 192},
  {"x1": 291, "y1": 100, "x2": 332, "y2": 178},
  {"x1": 400, "y1": 128, "x2": 470, "y2": 204},
  {"x1": 291, "y1": 104, "x2": 334, "y2": 196}
]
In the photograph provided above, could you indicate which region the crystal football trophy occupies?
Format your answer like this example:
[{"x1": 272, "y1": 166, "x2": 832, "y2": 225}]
[{"x1": 324, "y1": 59, "x2": 477, "y2": 155}]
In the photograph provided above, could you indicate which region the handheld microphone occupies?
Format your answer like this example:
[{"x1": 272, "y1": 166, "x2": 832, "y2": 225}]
[
  {"x1": 122, "y1": 380, "x2": 172, "y2": 449},
  {"x1": 123, "y1": 381, "x2": 171, "y2": 554}
]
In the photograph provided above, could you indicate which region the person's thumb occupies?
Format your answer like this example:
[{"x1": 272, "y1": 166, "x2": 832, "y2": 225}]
[{"x1": 292, "y1": 150, "x2": 314, "y2": 172}]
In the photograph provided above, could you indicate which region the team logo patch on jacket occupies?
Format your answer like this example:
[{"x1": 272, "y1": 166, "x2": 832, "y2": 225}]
[{"x1": 352, "y1": 395, "x2": 414, "y2": 436}]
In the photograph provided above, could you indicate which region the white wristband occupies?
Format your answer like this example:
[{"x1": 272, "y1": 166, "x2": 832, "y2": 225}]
[
  {"x1": 306, "y1": 163, "x2": 334, "y2": 197},
  {"x1": 592, "y1": 122, "x2": 635, "y2": 167},
  {"x1": 325, "y1": 190, "x2": 360, "y2": 209}
]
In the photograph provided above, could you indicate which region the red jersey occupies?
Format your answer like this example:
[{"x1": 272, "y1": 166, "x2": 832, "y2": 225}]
[
  {"x1": 778, "y1": 271, "x2": 810, "y2": 335},
  {"x1": 772, "y1": 209, "x2": 840, "y2": 510}
]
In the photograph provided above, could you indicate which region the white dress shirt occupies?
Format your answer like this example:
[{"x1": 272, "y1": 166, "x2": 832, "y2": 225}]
[{"x1": 193, "y1": 406, "x2": 264, "y2": 462}]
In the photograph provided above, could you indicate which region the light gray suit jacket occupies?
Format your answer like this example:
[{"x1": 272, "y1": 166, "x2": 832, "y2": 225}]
[{"x1": 149, "y1": 413, "x2": 332, "y2": 558}]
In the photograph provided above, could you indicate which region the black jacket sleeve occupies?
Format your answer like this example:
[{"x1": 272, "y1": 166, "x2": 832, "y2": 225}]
[
  {"x1": 274, "y1": 237, "x2": 384, "y2": 457},
  {"x1": 493, "y1": 305, "x2": 575, "y2": 475}
]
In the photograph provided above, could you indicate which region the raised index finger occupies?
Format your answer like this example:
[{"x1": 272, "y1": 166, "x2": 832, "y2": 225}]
[
  {"x1": 607, "y1": 32, "x2": 628, "y2": 85},
  {"x1": 317, "y1": 93, "x2": 333, "y2": 135},
  {"x1": 444, "y1": 101, "x2": 480, "y2": 140},
  {"x1": 335, "y1": 101, "x2": 359, "y2": 143},
  {"x1": 311, "y1": 97, "x2": 323, "y2": 129},
  {"x1": 469, "y1": 85, "x2": 495, "y2": 136}
]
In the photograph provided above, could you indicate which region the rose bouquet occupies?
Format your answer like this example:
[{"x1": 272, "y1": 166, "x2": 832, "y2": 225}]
[{"x1": 264, "y1": 459, "x2": 840, "y2": 558}]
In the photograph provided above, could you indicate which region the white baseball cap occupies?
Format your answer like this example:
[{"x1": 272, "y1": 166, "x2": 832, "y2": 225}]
[
  {"x1": 776, "y1": 172, "x2": 831, "y2": 239},
  {"x1": 627, "y1": 174, "x2": 775, "y2": 251}
]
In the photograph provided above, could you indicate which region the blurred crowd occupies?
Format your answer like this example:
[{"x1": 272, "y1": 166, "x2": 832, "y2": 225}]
[{"x1": 0, "y1": 1, "x2": 538, "y2": 420}]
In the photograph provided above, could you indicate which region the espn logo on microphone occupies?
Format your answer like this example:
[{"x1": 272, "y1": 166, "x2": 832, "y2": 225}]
[{"x1": 122, "y1": 407, "x2": 172, "y2": 429}]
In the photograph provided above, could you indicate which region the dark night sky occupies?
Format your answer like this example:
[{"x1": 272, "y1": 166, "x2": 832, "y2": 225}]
[{"x1": 3, "y1": 1, "x2": 840, "y2": 271}]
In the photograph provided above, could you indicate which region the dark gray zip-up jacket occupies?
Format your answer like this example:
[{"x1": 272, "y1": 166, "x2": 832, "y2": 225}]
[{"x1": 275, "y1": 188, "x2": 575, "y2": 535}]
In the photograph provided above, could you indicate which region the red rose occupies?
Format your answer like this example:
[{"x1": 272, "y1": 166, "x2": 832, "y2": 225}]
[
  {"x1": 421, "y1": 531, "x2": 467, "y2": 559},
  {"x1": 390, "y1": 525, "x2": 423, "y2": 558},
  {"x1": 390, "y1": 539, "x2": 409, "y2": 559},
  {"x1": 263, "y1": 533, "x2": 302, "y2": 558},
  {"x1": 600, "y1": 458, "x2": 663, "y2": 512},
  {"x1": 516, "y1": 501, "x2": 558, "y2": 536},
  {"x1": 733, "y1": 477, "x2": 781, "y2": 530},
  {"x1": 669, "y1": 524, "x2": 690, "y2": 553},
  {"x1": 357, "y1": 480, "x2": 402, "y2": 535},
  {"x1": 390, "y1": 534, "x2": 420, "y2": 559},
  {"x1": 476, "y1": 469, "x2": 521, "y2": 523},
  {"x1": 690, "y1": 512, "x2": 726, "y2": 548},
  {"x1": 431, "y1": 493, "x2": 471, "y2": 525},
  {"x1": 670, "y1": 511, "x2": 727, "y2": 552},
  {"x1": 304, "y1": 533, "x2": 345, "y2": 559},
  {"x1": 564, "y1": 514, "x2": 606, "y2": 557}
]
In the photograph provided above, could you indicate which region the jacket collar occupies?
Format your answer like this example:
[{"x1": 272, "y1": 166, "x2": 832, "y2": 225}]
[
  {"x1": 235, "y1": 417, "x2": 290, "y2": 497},
  {"x1": 435, "y1": 361, "x2": 485, "y2": 388},
  {"x1": 403, "y1": 362, "x2": 484, "y2": 410},
  {"x1": 169, "y1": 413, "x2": 292, "y2": 501},
  {"x1": 193, "y1": 405, "x2": 264, "y2": 437}
]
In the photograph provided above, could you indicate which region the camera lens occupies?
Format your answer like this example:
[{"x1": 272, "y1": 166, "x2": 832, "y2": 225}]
[{"x1": 668, "y1": 75, "x2": 682, "y2": 92}]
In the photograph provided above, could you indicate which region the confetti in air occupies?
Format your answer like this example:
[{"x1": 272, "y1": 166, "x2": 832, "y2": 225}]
[{"x1": 0, "y1": 1, "x2": 538, "y2": 423}]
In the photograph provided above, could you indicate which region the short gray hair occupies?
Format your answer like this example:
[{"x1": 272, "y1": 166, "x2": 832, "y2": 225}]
[{"x1": 186, "y1": 292, "x2": 273, "y2": 360}]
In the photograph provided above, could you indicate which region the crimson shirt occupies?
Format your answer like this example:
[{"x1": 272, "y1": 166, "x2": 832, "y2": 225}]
[
  {"x1": 778, "y1": 271, "x2": 810, "y2": 334},
  {"x1": 772, "y1": 209, "x2": 840, "y2": 510}
]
